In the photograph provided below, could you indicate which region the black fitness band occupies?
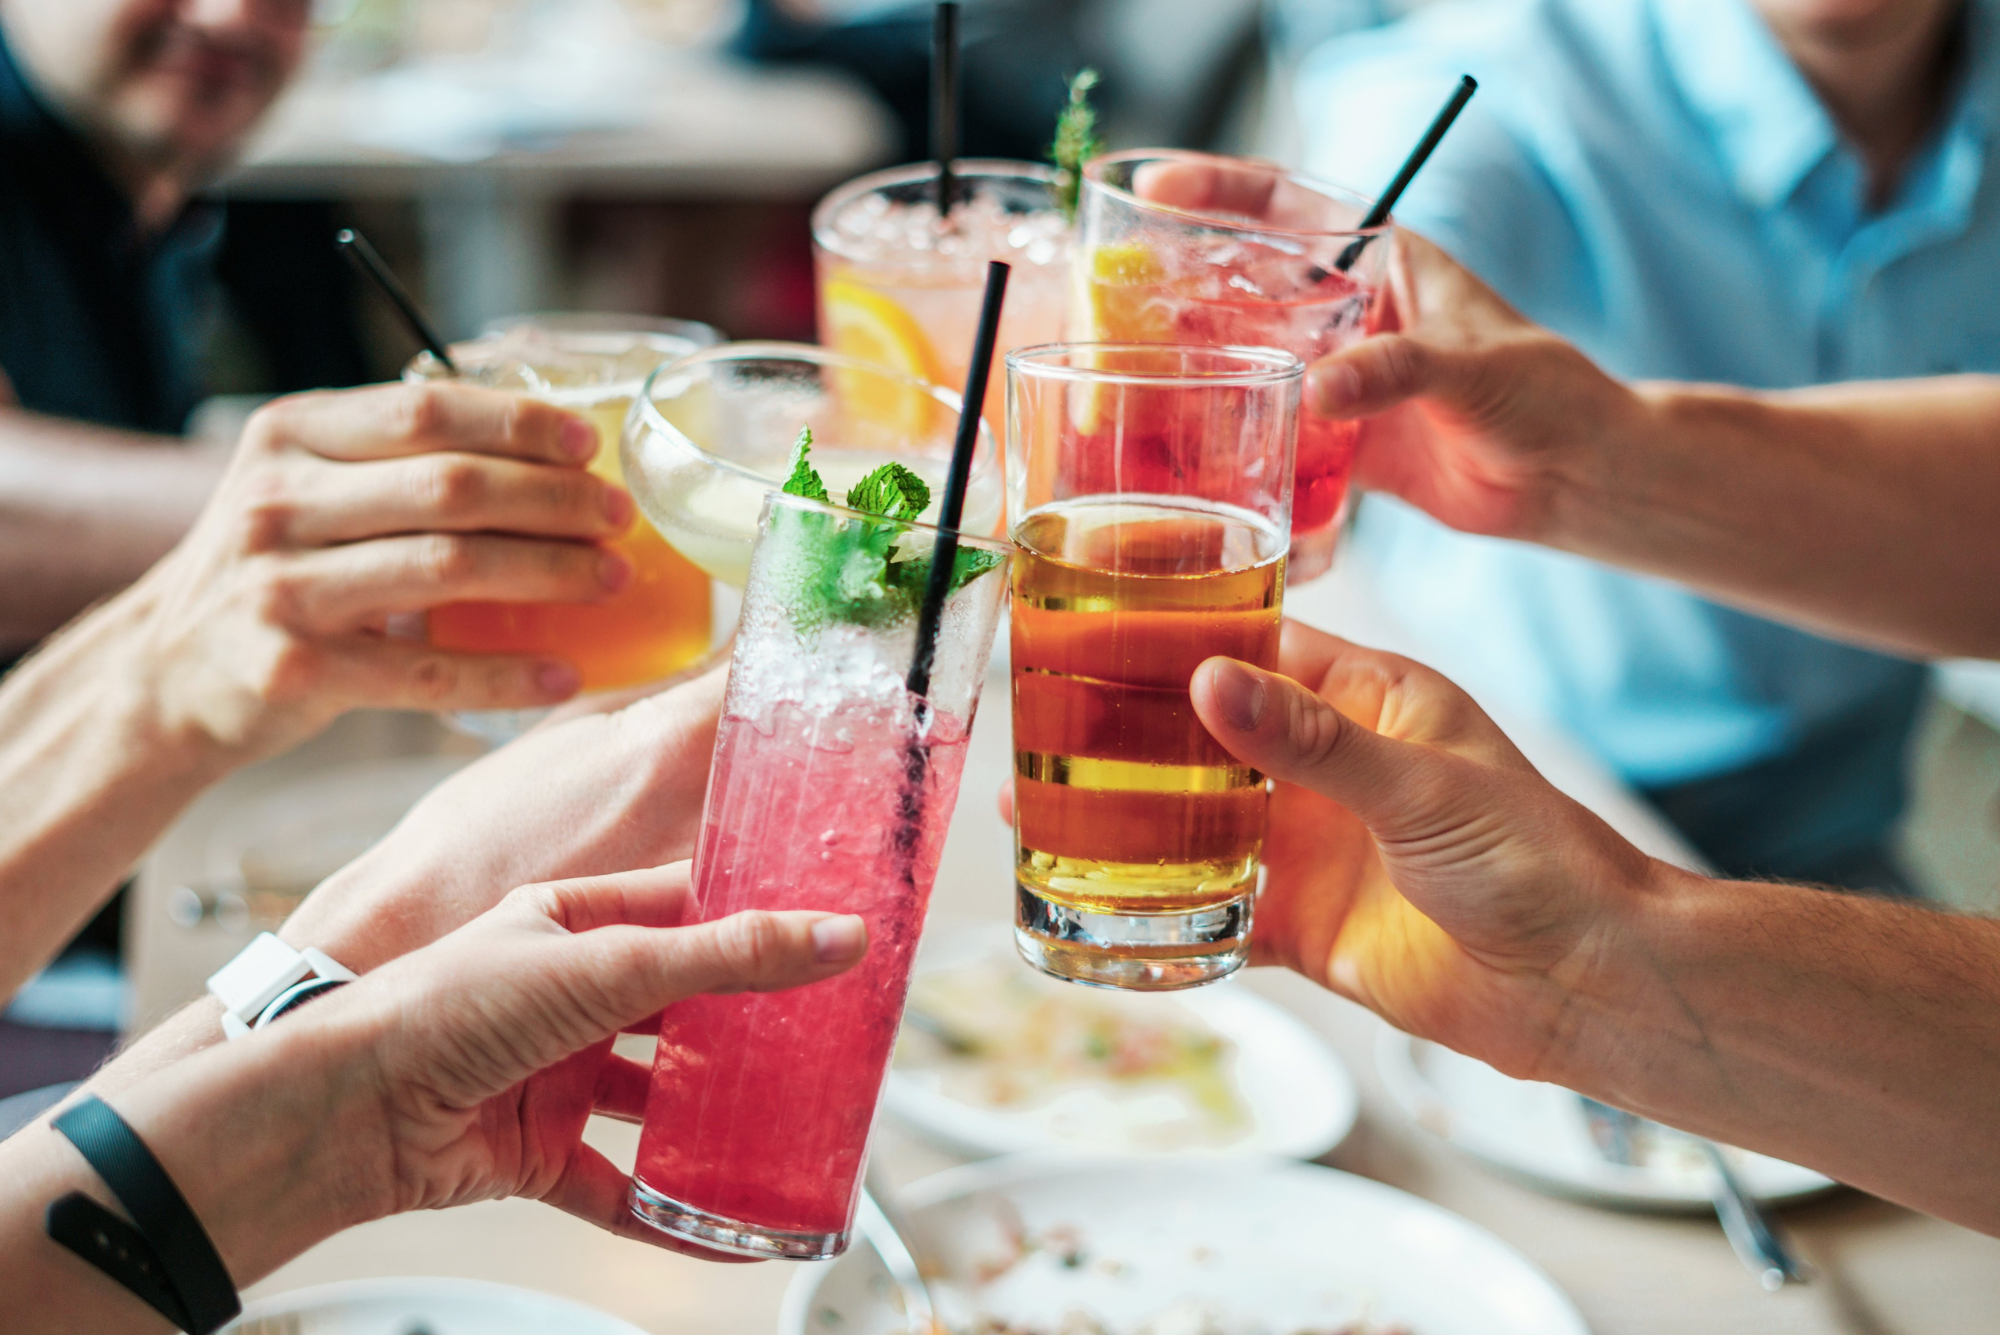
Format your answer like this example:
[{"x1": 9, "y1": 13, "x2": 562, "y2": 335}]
[{"x1": 45, "y1": 1095, "x2": 241, "y2": 1334}]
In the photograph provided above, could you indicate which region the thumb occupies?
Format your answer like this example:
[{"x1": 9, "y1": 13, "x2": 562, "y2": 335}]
[
  {"x1": 1190, "y1": 656, "x2": 1458, "y2": 838},
  {"x1": 1306, "y1": 332, "x2": 1458, "y2": 420}
]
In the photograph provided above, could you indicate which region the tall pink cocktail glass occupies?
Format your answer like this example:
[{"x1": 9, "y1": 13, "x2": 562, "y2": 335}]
[
  {"x1": 1075, "y1": 149, "x2": 1389, "y2": 584},
  {"x1": 627, "y1": 490, "x2": 1010, "y2": 1260}
]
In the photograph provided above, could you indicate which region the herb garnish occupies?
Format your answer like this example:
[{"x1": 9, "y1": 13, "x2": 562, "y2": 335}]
[
  {"x1": 776, "y1": 426, "x2": 1001, "y2": 627},
  {"x1": 1049, "y1": 68, "x2": 1103, "y2": 223}
]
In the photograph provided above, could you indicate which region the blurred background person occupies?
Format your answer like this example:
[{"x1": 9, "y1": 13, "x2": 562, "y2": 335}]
[
  {"x1": 0, "y1": 0, "x2": 369, "y2": 659},
  {"x1": 1292, "y1": 0, "x2": 1991, "y2": 894}
]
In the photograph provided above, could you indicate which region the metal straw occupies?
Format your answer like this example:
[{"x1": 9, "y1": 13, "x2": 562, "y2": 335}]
[
  {"x1": 1334, "y1": 74, "x2": 1477, "y2": 272},
  {"x1": 334, "y1": 228, "x2": 458, "y2": 374}
]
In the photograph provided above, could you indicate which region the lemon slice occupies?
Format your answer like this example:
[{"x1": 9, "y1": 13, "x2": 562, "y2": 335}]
[
  {"x1": 821, "y1": 277, "x2": 946, "y2": 437},
  {"x1": 1075, "y1": 242, "x2": 1173, "y2": 342}
]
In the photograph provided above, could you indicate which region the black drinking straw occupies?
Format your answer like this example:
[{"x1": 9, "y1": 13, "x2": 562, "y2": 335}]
[
  {"x1": 931, "y1": 2, "x2": 961, "y2": 218},
  {"x1": 335, "y1": 228, "x2": 458, "y2": 374},
  {"x1": 1333, "y1": 74, "x2": 1477, "y2": 272},
  {"x1": 906, "y1": 259, "x2": 1010, "y2": 703}
]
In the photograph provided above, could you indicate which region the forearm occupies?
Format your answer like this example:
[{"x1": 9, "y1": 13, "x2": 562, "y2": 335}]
[
  {"x1": 1548, "y1": 375, "x2": 2000, "y2": 658},
  {"x1": 0, "y1": 1020, "x2": 385, "y2": 1334},
  {"x1": 1570, "y1": 866, "x2": 2000, "y2": 1232},
  {"x1": 0, "y1": 584, "x2": 235, "y2": 998},
  {"x1": 0, "y1": 410, "x2": 223, "y2": 653}
]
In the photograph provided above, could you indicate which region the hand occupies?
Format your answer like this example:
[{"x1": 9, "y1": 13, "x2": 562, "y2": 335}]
[
  {"x1": 311, "y1": 864, "x2": 866, "y2": 1256},
  {"x1": 123, "y1": 381, "x2": 636, "y2": 761},
  {"x1": 1188, "y1": 620, "x2": 1660, "y2": 1081},
  {"x1": 1306, "y1": 230, "x2": 1642, "y2": 542},
  {"x1": 282, "y1": 666, "x2": 728, "y2": 973}
]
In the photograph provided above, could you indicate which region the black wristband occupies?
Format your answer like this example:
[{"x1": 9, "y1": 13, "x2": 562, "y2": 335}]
[{"x1": 46, "y1": 1095, "x2": 241, "y2": 1335}]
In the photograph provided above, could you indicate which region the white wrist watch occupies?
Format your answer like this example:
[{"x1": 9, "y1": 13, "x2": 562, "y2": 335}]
[{"x1": 206, "y1": 933, "x2": 357, "y2": 1041}]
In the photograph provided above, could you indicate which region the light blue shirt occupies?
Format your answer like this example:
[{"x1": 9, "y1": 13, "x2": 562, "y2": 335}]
[{"x1": 1295, "y1": 0, "x2": 2000, "y2": 873}]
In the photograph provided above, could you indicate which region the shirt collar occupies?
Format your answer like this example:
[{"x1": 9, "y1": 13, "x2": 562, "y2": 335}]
[{"x1": 1650, "y1": 0, "x2": 1840, "y2": 211}]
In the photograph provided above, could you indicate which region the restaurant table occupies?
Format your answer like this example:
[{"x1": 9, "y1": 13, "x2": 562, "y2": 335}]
[
  {"x1": 218, "y1": 44, "x2": 895, "y2": 335},
  {"x1": 126, "y1": 568, "x2": 2000, "y2": 1333}
]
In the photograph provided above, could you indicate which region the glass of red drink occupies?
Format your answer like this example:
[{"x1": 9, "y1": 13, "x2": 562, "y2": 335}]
[
  {"x1": 1073, "y1": 149, "x2": 1388, "y2": 584},
  {"x1": 1006, "y1": 343, "x2": 1301, "y2": 990},
  {"x1": 627, "y1": 490, "x2": 1010, "y2": 1260}
]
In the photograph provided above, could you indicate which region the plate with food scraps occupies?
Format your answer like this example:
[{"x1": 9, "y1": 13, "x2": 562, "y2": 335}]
[
  {"x1": 781, "y1": 1153, "x2": 1590, "y2": 1335},
  {"x1": 884, "y1": 927, "x2": 1356, "y2": 1159},
  {"x1": 1375, "y1": 1029, "x2": 1838, "y2": 1211},
  {"x1": 225, "y1": 1277, "x2": 648, "y2": 1334}
]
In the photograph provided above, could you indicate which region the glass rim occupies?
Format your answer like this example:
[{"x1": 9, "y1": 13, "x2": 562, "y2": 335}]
[
  {"x1": 1006, "y1": 341, "x2": 1305, "y2": 388},
  {"x1": 404, "y1": 321, "x2": 717, "y2": 394},
  {"x1": 812, "y1": 157, "x2": 1063, "y2": 252},
  {"x1": 759, "y1": 486, "x2": 1015, "y2": 554},
  {"x1": 1082, "y1": 147, "x2": 1387, "y2": 240},
  {"x1": 634, "y1": 339, "x2": 997, "y2": 491},
  {"x1": 477, "y1": 311, "x2": 725, "y2": 344}
]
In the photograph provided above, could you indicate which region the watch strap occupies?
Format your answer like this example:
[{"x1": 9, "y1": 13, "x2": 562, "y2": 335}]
[{"x1": 48, "y1": 1095, "x2": 241, "y2": 1334}]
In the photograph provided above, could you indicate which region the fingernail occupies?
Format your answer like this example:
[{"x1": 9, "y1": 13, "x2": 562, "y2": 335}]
[
  {"x1": 599, "y1": 550, "x2": 633, "y2": 592},
  {"x1": 1310, "y1": 362, "x2": 1363, "y2": 413},
  {"x1": 560, "y1": 417, "x2": 598, "y2": 462},
  {"x1": 811, "y1": 915, "x2": 867, "y2": 963},
  {"x1": 536, "y1": 660, "x2": 580, "y2": 698},
  {"x1": 601, "y1": 485, "x2": 635, "y2": 527},
  {"x1": 1208, "y1": 658, "x2": 1266, "y2": 732}
]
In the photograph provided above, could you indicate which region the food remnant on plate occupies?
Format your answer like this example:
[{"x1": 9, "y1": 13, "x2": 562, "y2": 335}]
[{"x1": 896, "y1": 960, "x2": 1251, "y2": 1149}]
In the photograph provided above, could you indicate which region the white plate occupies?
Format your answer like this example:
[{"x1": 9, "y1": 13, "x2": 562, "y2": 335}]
[
  {"x1": 227, "y1": 1277, "x2": 647, "y2": 1335},
  {"x1": 884, "y1": 927, "x2": 1357, "y2": 1159},
  {"x1": 1375, "y1": 1030, "x2": 1837, "y2": 1211},
  {"x1": 781, "y1": 1154, "x2": 1590, "y2": 1335}
]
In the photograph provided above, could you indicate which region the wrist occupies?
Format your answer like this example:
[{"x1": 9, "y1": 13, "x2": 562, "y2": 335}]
[
  {"x1": 108, "y1": 1002, "x2": 393, "y2": 1283},
  {"x1": 1532, "y1": 369, "x2": 1662, "y2": 551}
]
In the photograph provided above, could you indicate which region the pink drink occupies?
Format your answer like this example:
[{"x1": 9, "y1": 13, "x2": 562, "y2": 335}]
[
  {"x1": 632, "y1": 697, "x2": 968, "y2": 1244},
  {"x1": 1077, "y1": 151, "x2": 1388, "y2": 583}
]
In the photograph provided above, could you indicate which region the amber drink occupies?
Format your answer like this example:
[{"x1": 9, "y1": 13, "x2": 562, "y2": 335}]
[{"x1": 1007, "y1": 345, "x2": 1301, "y2": 989}]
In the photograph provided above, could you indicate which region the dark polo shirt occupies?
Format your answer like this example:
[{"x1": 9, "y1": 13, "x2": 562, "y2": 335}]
[{"x1": 0, "y1": 26, "x2": 222, "y2": 434}]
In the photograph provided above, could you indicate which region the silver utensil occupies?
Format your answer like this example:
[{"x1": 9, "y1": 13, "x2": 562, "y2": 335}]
[
  {"x1": 858, "y1": 1163, "x2": 938, "y2": 1335},
  {"x1": 1577, "y1": 1095, "x2": 1806, "y2": 1291}
]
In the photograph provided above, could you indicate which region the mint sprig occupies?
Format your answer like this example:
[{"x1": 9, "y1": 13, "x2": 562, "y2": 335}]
[
  {"x1": 782, "y1": 425, "x2": 830, "y2": 503},
  {"x1": 773, "y1": 428, "x2": 1003, "y2": 627},
  {"x1": 1049, "y1": 68, "x2": 1103, "y2": 223}
]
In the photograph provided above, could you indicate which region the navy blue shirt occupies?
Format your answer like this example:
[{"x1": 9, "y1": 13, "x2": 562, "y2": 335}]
[{"x1": 0, "y1": 26, "x2": 221, "y2": 434}]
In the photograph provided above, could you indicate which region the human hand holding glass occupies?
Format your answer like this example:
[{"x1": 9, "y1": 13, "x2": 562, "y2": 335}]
[{"x1": 0, "y1": 866, "x2": 870, "y2": 1334}]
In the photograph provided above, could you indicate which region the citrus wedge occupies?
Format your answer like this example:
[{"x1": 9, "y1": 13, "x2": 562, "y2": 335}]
[{"x1": 820, "y1": 277, "x2": 946, "y2": 437}]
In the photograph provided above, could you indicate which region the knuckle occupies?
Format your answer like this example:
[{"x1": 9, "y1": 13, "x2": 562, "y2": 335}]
[
  {"x1": 1289, "y1": 690, "x2": 1353, "y2": 772},
  {"x1": 413, "y1": 533, "x2": 482, "y2": 585},
  {"x1": 417, "y1": 456, "x2": 489, "y2": 518},
  {"x1": 714, "y1": 912, "x2": 791, "y2": 982},
  {"x1": 235, "y1": 473, "x2": 298, "y2": 550},
  {"x1": 392, "y1": 384, "x2": 451, "y2": 441},
  {"x1": 258, "y1": 636, "x2": 327, "y2": 703},
  {"x1": 403, "y1": 652, "x2": 463, "y2": 705}
]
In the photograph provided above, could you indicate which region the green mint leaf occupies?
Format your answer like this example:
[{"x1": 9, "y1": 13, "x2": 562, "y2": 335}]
[
  {"x1": 1049, "y1": 68, "x2": 1103, "y2": 223},
  {"x1": 947, "y1": 545, "x2": 1005, "y2": 593},
  {"x1": 782, "y1": 424, "x2": 830, "y2": 503},
  {"x1": 845, "y1": 462, "x2": 932, "y2": 522}
]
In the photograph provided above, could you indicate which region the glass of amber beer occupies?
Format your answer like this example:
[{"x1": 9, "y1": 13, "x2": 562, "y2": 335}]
[
  {"x1": 406, "y1": 314, "x2": 721, "y2": 741},
  {"x1": 1006, "y1": 343, "x2": 1301, "y2": 990}
]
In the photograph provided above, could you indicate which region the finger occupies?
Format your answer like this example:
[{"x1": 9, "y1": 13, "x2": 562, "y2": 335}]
[
  {"x1": 1191, "y1": 655, "x2": 1486, "y2": 835},
  {"x1": 1131, "y1": 159, "x2": 1277, "y2": 218},
  {"x1": 592, "y1": 1052, "x2": 652, "y2": 1122},
  {"x1": 1306, "y1": 333, "x2": 1449, "y2": 420},
  {"x1": 268, "y1": 532, "x2": 629, "y2": 627},
  {"x1": 501, "y1": 908, "x2": 869, "y2": 1042},
  {"x1": 280, "y1": 453, "x2": 634, "y2": 548},
  {"x1": 312, "y1": 638, "x2": 584, "y2": 711},
  {"x1": 544, "y1": 1146, "x2": 764, "y2": 1263},
  {"x1": 512, "y1": 864, "x2": 697, "y2": 935},
  {"x1": 249, "y1": 382, "x2": 598, "y2": 466}
]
